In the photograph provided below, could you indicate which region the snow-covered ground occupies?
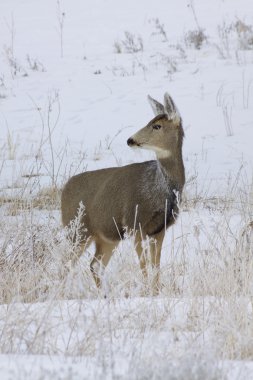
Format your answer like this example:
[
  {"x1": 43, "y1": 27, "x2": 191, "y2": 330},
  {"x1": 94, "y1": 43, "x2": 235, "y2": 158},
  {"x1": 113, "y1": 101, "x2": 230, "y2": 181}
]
[{"x1": 0, "y1": 0, "x2": 253, "y2": 378}]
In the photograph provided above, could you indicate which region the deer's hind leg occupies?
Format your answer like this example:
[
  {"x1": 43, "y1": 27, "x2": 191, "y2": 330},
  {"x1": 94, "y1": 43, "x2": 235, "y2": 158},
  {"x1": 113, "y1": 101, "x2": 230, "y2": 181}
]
[{"x1": 90, "y1": 237, "x2": 118, "y2": 288}]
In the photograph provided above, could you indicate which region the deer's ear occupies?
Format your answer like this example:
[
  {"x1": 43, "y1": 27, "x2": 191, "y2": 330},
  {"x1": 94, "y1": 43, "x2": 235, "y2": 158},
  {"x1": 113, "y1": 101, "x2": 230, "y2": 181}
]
[
  {"x1": 147, "y1": 95, "x2": 165, "y2": 116},
  {"x1": 164, "y1": 92, "x2": 181, "y2": 123}
]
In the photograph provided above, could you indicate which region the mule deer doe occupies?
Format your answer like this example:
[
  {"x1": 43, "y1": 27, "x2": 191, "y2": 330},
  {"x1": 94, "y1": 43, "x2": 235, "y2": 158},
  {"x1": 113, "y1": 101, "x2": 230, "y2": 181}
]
[{"x1": 61, "y1": 92, "x2": 185, "y2": 294}]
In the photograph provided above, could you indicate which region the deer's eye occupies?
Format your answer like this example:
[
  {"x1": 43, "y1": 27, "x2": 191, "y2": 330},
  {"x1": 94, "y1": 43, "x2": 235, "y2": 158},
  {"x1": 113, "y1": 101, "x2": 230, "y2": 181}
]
[{"x1": 152, "y1": 124, "x2": 161, "y2": 130}]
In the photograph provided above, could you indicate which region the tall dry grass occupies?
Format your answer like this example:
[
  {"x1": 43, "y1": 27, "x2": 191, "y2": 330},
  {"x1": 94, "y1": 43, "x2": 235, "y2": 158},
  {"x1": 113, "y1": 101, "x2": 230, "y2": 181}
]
[{"x1": 0, "y1": 167, "x2": 252, "y2": 372}]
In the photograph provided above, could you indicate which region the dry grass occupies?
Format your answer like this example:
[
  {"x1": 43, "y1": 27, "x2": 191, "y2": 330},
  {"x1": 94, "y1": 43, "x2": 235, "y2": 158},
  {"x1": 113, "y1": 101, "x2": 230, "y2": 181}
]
[
  {"x1": 0, "y1": 187, "x2": 61, "y2": 215},
  {"x1": 0, "y1": 168, "x2": 252, "y2": 374}
]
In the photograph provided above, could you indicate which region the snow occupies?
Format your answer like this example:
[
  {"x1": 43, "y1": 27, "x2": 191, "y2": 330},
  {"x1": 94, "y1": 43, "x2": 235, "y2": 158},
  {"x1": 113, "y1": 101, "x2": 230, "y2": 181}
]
[{"x1": 0, "y1": 0, "x2": 253, "y2": 378}]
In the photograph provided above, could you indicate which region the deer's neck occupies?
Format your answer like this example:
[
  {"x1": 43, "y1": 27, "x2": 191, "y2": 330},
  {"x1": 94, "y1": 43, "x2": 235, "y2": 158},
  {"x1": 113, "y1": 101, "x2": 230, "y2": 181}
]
[{"x1": 157, "y1": 151, "x2": 185, "y2": 193}]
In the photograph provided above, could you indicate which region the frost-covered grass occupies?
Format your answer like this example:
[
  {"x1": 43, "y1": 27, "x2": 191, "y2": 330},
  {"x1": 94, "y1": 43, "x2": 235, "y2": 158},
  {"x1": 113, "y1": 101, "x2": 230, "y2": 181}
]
[
  {"x1": 0, "y1": 170, "x2": 252, "y2": 379},
  {"x1": 0, "y1": 0, "x2": 253, "y2": 378}
]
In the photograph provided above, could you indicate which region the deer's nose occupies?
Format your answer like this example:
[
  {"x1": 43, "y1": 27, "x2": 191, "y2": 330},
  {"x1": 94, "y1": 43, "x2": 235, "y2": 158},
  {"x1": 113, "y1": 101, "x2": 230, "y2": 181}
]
[{"x1": 127, "y1": 137, "x2": 135, "y2": 146}]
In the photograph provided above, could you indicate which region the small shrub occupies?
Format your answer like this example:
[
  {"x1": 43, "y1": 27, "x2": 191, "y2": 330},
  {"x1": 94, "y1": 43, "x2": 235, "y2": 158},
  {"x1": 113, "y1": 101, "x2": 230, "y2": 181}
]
[
  {"x1": 4, "y1": 46, "x2": 28, "y2": 77},
  {"x1": 184, "y1": 28, "x2": 207, "y2": 50},
  {"x1": 216, "y1": 21, "x2": 233, "y2": 59},
  {"x1": 160, "y1": 54, "x2": 178, "y2": 75},
  {"x1": 216, "y1": 19, "x2": 253, "y2": 59},
  {"x1": 114, "y1": 31, "x2": 143, "y2": 54},
  {"x1": 176, "y1": 43, "x2": 187, "y2": 59},
  {"x1": 234, "y1": 19, "x2": 253, "y2": 50},
  {"x1": 26, "y1": 55, "x2": 46, "y2": 72},
  {"x1": 150, "y1": 17, "x2": 168, "y2": 42}
]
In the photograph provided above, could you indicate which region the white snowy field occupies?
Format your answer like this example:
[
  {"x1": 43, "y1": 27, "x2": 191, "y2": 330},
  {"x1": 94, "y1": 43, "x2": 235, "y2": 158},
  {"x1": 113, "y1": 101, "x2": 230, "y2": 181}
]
[{"x1": 0, "y1": 0, "x2": 253, "y2": 378}]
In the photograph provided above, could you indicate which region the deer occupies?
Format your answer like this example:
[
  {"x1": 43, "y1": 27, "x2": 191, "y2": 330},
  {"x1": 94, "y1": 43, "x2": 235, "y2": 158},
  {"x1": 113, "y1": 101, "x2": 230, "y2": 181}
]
[{"x1": 61, "y1": 92, "x2": 185, "y2": 295}]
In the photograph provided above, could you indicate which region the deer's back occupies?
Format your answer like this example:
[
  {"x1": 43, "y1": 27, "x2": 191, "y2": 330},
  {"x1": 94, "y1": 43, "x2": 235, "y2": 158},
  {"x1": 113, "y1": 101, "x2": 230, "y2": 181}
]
[{"x1": 61, "y1": 160, "x2": 180, "y2": 240}]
